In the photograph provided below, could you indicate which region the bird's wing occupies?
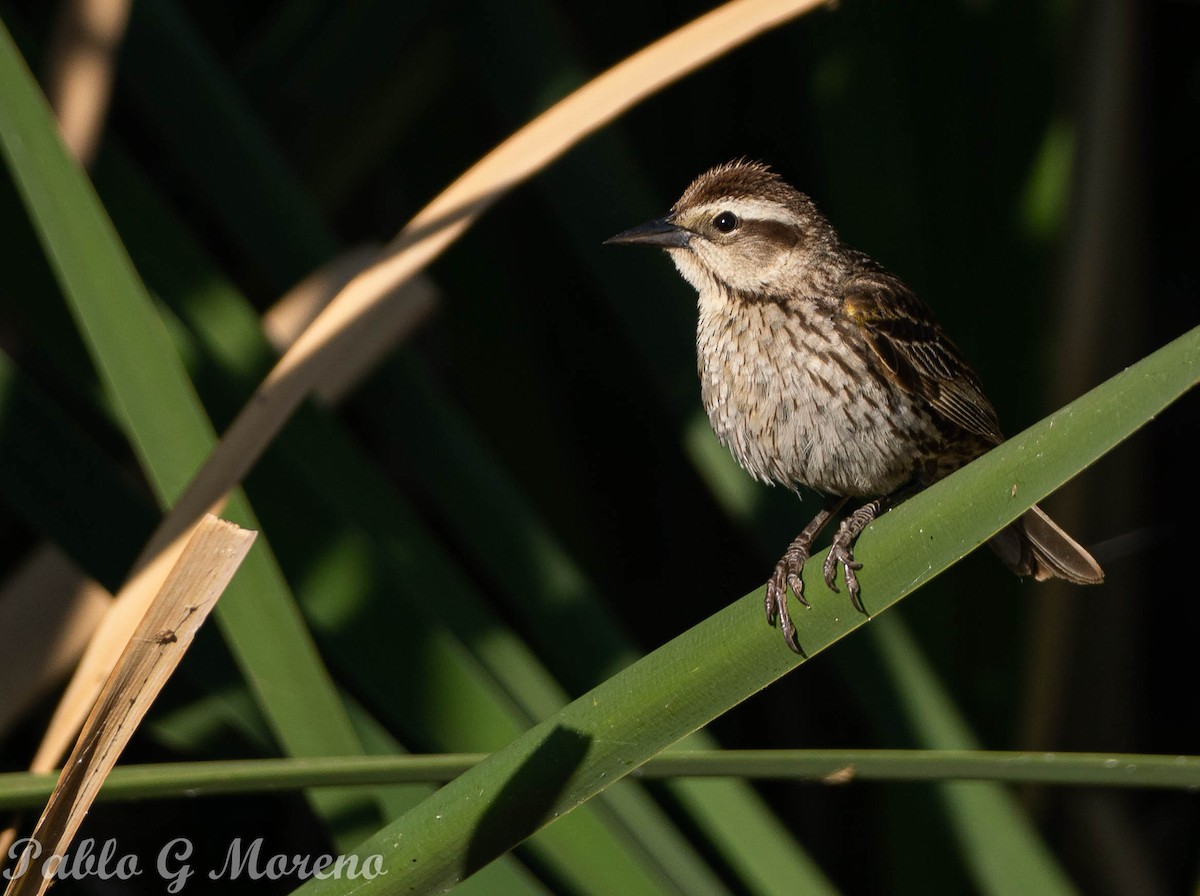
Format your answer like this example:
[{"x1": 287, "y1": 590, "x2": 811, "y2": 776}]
[{"x1": 840, "y1": 273, "x2": 1003, "y2": 444}]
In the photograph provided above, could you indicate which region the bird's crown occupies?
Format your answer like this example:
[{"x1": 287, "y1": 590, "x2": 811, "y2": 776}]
[{"x1": 674, "y1": 159, "x2": 805, "y2": 214}]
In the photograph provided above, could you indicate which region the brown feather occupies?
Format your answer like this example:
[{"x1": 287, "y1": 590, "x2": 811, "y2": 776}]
[{"x1": 840, "y1": 274, "x2": 1004, "y2": 445}]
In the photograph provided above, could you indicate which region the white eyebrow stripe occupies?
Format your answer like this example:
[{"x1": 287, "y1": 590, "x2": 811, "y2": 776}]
[{"x1": 693, "y1": 198, "x2": 799, "y2": 226}]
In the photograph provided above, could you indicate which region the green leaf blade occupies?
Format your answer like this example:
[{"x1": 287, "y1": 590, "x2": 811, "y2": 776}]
[{"x1": 292, "y1": 327, "x2": 1199, "y2": 893}]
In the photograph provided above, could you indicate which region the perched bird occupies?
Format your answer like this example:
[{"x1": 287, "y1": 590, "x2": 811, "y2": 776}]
[{"x1": 607, "y1": 160, "x2": 1103, "y2": 653}]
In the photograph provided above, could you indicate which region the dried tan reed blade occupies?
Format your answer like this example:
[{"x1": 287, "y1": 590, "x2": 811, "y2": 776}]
[
  {"x1": 45, "y1": 0, "x2": 132, "y2": 166},
  {"x1": 263, "y1": 246, "x2": 384, "y2": 351},
  {"x1": 23, "y1": 497, "x2": 227, "y2": 781},
  {"x1": 263, "y1": 247, "x2": 438, "y2": 405},
  {"x1": 3, "y1": 515, "x2": 256, "y2": 896},
  {"x1": 0, "y1": 550, "x2": 111, "y2": 870},
  {"x1": 0, "y1": 546, "x2": 110, "y2": 738}
]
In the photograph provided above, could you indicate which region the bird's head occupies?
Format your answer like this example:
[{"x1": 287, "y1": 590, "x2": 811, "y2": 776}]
[{"x1": 606, "y1": 160, "x2": 841, "y2": 297}]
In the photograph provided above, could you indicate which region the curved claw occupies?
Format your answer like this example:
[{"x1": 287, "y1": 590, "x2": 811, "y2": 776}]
[
  {"x1": 766, "y1": 553, "x2": 808, "y2": 655},
  {"x1": 823, "y1": 543, "x2": 866, "y2": 614},
  {"x1": 777, "y1": 602, "x2": 802, "y2": 655},
  {"x1": 786, "y1": 572, "x2": 805, "y2": 605},
  {"x1": 845, "y1": 565, "x2": 866, "y2": 615},
  {"x1": 821, "y1": 550, "x2": 841, "y2": 594}
]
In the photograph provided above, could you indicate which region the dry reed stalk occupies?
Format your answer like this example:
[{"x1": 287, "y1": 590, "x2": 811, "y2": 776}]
[
  {"x1": 0, "y1": 546, "x2": 109, "y2": 737},
  {"x1": 44, "y1": 0, "x2": 131, "y2": 166},
  {"x1": 0, "y1": 550, "x2": 110, "y2": 868},
  {"x1": 0, "y1": 510, "x2": 224, "y2": 870},
  {"x1": 262, "y1": 247, "x2": 439, "y2": 405},
  {"x1": 3, "y1": 515, "x2": 256, "y2": 896}
]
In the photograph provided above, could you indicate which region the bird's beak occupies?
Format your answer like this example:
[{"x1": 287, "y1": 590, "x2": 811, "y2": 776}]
[{"x1": 604, "y1": 216, "x2": 691, "y2": 248}]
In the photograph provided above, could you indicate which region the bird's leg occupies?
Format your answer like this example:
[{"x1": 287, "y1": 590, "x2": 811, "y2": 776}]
[
  {"x1": 766, "y1": 495, "x2": 848, "y2": 653},
  {"x1": 823, "y1": 484, "x2": 921, "y2": 613}
]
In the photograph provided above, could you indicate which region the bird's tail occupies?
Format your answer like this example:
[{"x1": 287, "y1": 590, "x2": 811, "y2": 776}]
[{"x1": 988, "y1": 504, "x2": 1104, "y2": 585}]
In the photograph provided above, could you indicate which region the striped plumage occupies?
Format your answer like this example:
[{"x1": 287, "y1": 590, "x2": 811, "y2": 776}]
[{"x1": 608, "y1": 160, "x2": 1102, "y2": 653}]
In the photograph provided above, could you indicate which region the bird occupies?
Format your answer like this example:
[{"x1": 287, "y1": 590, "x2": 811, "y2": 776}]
[{"x1": 606, "y1": 160, "x2": 1103, "y2": 654}]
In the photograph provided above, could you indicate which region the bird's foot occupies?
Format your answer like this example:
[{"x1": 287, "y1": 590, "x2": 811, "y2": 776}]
[
  {"x1": 821, "y1": 495, "x2": 898, "y2": 615},
  {"x1": 766, "y1": 544, "x2": 810, "y2": 655},
  {"x1": 764, "y1": 496, "x2": 848, "y2": 654},
  {"x1": 822, "y1": 536, "x2": 865, "y2": 613}
]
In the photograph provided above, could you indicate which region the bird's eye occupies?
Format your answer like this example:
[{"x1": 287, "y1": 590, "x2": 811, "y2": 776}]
[{"x1": 713, "y1": 211, "x2": 740, "y2": 233}]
